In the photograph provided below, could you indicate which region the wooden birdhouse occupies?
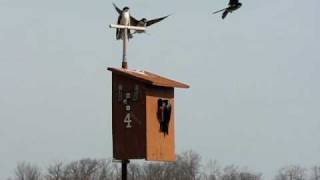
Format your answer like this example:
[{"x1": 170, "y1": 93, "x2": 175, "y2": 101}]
[{"x1": 108, "y1": 67, "x2": 189, "y2": 161}]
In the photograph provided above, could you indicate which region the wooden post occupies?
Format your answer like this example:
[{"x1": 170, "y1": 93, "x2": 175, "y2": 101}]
[{"x1": 122, "y1": 160, "x2": 129, "y2": 180}]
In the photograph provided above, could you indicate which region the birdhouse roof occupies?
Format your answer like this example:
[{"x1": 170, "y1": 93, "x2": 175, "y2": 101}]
[{"x1": 108, "y1": 67, "x2": 190, "y2": 89}]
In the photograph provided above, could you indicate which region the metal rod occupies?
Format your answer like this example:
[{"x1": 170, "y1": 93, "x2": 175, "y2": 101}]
[
  {"x1": 109, "y1": 24, "x2": 146, "y2": 69},
  {"x1": 122, "y1": 29, "x2": 128, "y2": 69},
  {"x1": 121, "y1": 160, "x2": 129, "y2": 180},
  {"x1": 109, "y1": 24, "x2": 146, "y2": 31}
]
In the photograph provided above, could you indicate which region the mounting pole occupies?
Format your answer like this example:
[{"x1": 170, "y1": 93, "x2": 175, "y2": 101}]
[
  {"x1": 122, "y1": 160, "x2": 129, "y2": 180},
  {"x1": 109, "y1": 24, "x2": 146, "y2": 69},
  {"x1": 122, "y1": 29, "x2": 128, "y2": 69}
]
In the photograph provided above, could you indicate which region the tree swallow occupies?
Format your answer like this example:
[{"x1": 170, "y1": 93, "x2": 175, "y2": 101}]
[
  {"x1": 212, "y1": 0, "x2": 242, "y2": 19},
  {"x1": 113, "y1": 3, "x2": 169, "y2": 35},
  {"x1": 112, "y1": 3, "x2": 133, "y2": 40},
  {"x1": 131, "y1": 15, "x2": 170, "y2": 34}
]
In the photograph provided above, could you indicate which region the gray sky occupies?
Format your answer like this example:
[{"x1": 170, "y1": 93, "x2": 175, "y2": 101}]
[{"x1": 0, "y1": 0, "x2": 319, "y2": 179}]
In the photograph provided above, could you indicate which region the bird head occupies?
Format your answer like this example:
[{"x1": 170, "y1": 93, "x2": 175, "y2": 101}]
[
  {"x1": 123, "y1": 7, "x2": 129, "y2": 12},
  {"x1": 238, "y1": 3, "x2": 242, "y2": 7},
  {"x1": 141, "y1": 18, "x2": 147, "y2": 23}
]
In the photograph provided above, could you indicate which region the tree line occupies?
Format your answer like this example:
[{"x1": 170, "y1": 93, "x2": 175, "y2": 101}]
[{"x1": 7, "y1": 151, "x2": 320, "y2": 180}]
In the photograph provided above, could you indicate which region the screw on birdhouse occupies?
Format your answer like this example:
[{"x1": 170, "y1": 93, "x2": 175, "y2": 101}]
[
  {"x1": 125, "y1": 92, "x2": 131, "y2": 99},
  {"x1": 123, "y1": 99, "x2": 127, "y2": 105}
]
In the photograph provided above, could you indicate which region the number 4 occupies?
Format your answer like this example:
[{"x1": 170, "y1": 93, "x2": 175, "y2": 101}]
[{"x1": 124, "y1": 113, "x2": 132, "y2": 128}]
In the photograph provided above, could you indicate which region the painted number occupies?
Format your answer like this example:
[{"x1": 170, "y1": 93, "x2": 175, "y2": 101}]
[{"x1": 124, "y1": 113, "x2": 132, "y2": 128}]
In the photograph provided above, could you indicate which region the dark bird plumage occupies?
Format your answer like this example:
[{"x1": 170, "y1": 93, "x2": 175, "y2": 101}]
[
  {"x1": 131, "y1": 15, "x2": 170, "y2": 34},
  {"x1": 157, "y1": 99, "x2": 171, "y2": 135},
  {"x1": 212, "y1": 0, "x2": 242, "y2": 19}
]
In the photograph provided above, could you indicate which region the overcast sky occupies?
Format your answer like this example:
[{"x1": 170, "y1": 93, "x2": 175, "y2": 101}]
[{"x1": 0, "y1": 0, "x2": 319, "y2": 179}]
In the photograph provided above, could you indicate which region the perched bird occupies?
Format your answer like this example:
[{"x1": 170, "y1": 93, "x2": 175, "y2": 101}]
[
  {"x1": 131, "y1": 16, "x2": 170, "y2": 34},
  {"x1": 112, "y1": 3, "x2": 169, "y2": 35},
  {"x1": 212, "y1": 0, "x2": 242, "y2": 19},
  {"x1": 112, "y1": 3, "x2": 132, "y2": 40},
  {"x1": 157, "y1": 99, "x2": 171, "y2": 135}
]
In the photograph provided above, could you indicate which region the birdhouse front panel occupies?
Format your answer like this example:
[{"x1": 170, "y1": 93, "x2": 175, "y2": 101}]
[
  {"x1": 145, "y1": 86, "x2": 175, "y2": 161},
  {"x1": 112, "y1": 74, "x2": 147, "y2": 160}
]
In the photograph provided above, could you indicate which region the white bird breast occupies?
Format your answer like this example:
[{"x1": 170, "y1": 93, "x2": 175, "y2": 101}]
[{"x1": 121, "y1": 12, "x2": 130, "y2": 26}]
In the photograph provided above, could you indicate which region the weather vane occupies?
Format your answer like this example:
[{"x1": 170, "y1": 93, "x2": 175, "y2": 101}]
[{"x1": 109, "y1": 3, "x2": 169, "y2": 69}]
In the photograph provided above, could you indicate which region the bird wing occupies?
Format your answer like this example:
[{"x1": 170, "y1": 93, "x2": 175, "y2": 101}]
[
  {"x1": 116, "y1": 15, "x2": 121, "y2": 39},
  {"x1": 112, "y1": 3, "x2": 122, "y2": 14},
  {"x1": 212, "y1": 8, "x2": 227, "y2": 14},
  {"x1": 222, "y1": 10, "x2": 229, "y2": 19},
  {"x1": 130, "y1": 16, "x2": 139, "y2": 26},
  {"x1": 229, "y1": 0, "x2": 239, "y2": 5},
  {"x1": 146, "y1": 15, "x2": 170, "y2": 26},
  {"x1": 112, "y1": 3, "x2": 139, "y2": 26}
]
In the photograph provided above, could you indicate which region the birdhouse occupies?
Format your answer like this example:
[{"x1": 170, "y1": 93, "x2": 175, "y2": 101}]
[{"x1": 108, "y1": 67, "x2": 189, "y2": 161}]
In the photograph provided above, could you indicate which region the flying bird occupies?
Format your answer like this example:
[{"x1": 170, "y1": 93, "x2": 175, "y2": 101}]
[
  {"x1": 112, "y1": 3, "x2": 133, "y2": 40},
  {"x1": 112, "y1": 3, "x2": 169, "y2": 35},
  {"x1": 212, "y1": 0, "x2": 242, "y2": 19}
]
